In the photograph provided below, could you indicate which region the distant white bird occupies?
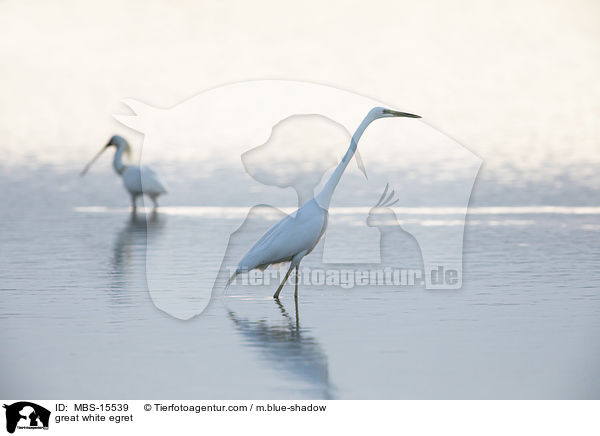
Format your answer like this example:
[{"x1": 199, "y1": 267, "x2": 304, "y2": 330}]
[
  {"x1": 81, "y1": 135, "x2": 167, "y2": 210},
  {"x1": 229, "y1": 107, "x2": 421, "y2": 299}
]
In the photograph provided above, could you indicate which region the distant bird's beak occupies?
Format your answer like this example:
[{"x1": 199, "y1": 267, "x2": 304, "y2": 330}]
[
  {"x1": 80, "y1": 145, "x2": 109, "y2": 176},
  {"x1": 383, "y1": 109, "x2": 421, "y2": 118}
]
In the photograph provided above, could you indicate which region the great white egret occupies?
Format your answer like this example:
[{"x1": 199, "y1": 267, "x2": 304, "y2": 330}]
[
  {"x1": 80, "y1": 135, "x2": 167, "y2": 210},
  {"x1": 229, "y1": 107, "x2": 421, "y2": 299}
]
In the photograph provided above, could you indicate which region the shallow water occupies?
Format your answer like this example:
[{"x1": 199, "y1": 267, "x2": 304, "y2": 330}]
[{"x1": 1, "y1": 163, "x2": 599, "y2": 399}]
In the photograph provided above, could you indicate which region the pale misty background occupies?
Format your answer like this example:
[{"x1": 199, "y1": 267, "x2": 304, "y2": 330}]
[{"x1": 0, "y1": 0, "x2": 598, "y2": 398}]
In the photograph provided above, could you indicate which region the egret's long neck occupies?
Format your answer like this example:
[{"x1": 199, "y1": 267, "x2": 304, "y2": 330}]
[
  {"x1": 314, "y1": 113, "x2": 375, "y2": 209},
  {"x1": 112, "y1": 141, "x2": 127, "y2": 175}
]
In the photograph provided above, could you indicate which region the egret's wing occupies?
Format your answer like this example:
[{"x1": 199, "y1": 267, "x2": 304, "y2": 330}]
[
  {"x1": 251, "y1": 214, "x2": 293, "y2": 251},
  {"x1": 237, "y1": 214, "x2": 294, "y2": 271},
  {"x1": 140, "y1": 165, "x2": 167, "y2": 195},
  {"x1": 237, "y1": 204, "x2": 326, "y2": 272}
]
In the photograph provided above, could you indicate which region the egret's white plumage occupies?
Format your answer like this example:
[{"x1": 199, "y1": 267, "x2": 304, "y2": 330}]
[
  {"x1": 81, "y1": 135, "x2": 167, "y2": 209},
  {"x1": 230, "y1": 107, "x2": 421, "y2": 299}
]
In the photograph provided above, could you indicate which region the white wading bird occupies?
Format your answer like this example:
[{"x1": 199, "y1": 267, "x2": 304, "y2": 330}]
[
  {"x1": 229, "y1": 107, "x2": 421, "y2": 299},
  {"x1": 81, "y1": 135, "x2": 167, "y2": 210}
]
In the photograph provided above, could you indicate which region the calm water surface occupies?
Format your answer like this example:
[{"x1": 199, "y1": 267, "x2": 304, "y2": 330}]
[{"x1": 1, "y1": 164, "x2": 599, "y2": 399}]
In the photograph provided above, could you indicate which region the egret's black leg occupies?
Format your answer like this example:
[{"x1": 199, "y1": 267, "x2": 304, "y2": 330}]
[
  {"x1": 274, "y1": 266, "x2": 294, "y2": 299},
  {"x1": 294, "y1": 265, "x2": 299, "y2": 299},
  {"x1": 294, "y1": 293, "x2": 299, "y2": 331}
]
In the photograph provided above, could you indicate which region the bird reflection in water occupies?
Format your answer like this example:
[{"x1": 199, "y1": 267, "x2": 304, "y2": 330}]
[
  {"x1": 110, "y1": 210, "x2": 164, "y2": 299},
  {"x1": 227, "y1": 299, "x2": 334, "y2": 399}
]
